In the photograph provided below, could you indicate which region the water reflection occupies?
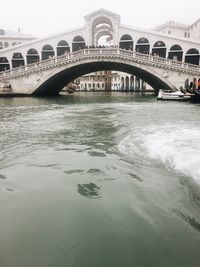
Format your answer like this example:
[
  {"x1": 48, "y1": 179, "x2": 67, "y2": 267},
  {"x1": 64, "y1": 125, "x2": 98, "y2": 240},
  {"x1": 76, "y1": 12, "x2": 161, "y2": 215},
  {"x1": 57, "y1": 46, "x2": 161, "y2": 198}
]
[
  {"x1": 173, "y1": 209, "x2": 200, "y2": 233},
  {"x1": 0, "y1": 174, "x2": 7, "y2": 179},
  {"x1": 77, "y1": 183, "x2": 101, "y2": 199}
]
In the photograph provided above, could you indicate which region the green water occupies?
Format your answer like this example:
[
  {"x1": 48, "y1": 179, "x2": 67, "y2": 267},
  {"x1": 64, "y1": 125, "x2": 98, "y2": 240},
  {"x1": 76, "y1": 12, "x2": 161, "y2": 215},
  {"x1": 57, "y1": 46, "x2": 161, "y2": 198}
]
[{"x1": 0, "y1": 92, "x2": 200, "y2": 267}]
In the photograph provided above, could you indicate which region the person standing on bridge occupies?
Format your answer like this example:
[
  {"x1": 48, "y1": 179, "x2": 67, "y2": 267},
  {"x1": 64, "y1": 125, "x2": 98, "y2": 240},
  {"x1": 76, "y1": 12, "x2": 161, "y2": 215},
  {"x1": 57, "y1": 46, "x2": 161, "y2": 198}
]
[{"x1": 198, "y1": 78, "x2": 200, "y2": 90}]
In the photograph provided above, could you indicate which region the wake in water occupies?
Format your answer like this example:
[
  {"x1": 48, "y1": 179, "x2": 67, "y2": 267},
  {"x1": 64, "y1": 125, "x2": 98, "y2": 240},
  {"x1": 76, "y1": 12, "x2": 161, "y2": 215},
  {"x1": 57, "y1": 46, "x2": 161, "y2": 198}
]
[{"x1": 118, "y1": 122, "x2": 200, "y2": 182}]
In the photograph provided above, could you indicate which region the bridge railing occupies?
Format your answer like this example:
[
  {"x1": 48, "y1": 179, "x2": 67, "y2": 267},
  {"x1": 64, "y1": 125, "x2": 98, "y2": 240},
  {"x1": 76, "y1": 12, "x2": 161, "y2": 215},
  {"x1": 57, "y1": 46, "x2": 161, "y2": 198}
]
[{"x1": 1, "y1": 48, "x2": 200, "y2": 80}]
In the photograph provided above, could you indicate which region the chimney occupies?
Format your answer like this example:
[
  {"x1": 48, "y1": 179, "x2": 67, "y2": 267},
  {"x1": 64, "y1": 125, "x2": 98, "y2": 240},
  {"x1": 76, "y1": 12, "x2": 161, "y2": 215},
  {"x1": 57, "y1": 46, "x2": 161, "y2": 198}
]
[{"x1": 18, "y1": 27, "x2": 21, "y2": 33}]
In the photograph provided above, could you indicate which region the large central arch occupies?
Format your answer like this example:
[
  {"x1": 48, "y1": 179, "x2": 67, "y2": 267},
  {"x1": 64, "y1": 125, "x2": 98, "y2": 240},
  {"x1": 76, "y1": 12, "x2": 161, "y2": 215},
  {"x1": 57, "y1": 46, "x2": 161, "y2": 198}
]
[{"x1": 32, "y1": 58, "x2": 174, "y2": 96}]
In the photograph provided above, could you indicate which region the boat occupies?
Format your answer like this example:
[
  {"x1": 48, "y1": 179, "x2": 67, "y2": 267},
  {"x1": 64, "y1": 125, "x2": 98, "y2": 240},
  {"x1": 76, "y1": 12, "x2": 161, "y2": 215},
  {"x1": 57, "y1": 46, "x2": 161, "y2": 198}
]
[
  {"x1": 68, "y1": 88, "x2": 74, "y2": 94},
  {"x1": 186, "y1": 87, "x2": 194, "y2": 94},
  {"x1": 157, "y1": 89, "x2": 192, "y2": 101},
  {"x1": 192, "y1": 88, "x2": 200, "y2": 101}
]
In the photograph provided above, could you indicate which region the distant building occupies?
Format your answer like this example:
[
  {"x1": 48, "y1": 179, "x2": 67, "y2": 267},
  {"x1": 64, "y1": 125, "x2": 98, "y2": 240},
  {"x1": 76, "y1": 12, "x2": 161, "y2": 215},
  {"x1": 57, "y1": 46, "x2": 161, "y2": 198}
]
[
  {"x1": 79, "y1": 71, "x2": 112, "y2": 91},
  {"x1": 154, "y1": 19, "x2": 200, "y2": 41},
  {"x1": 111, "y1": 72, "x2": 148, "y2": 91},
  {"x1": 189, "y1": 19, "x2": 200, "y2": 40},
  {"x1": 0, "y1": 28, "x2": 36, "y2": 50}
]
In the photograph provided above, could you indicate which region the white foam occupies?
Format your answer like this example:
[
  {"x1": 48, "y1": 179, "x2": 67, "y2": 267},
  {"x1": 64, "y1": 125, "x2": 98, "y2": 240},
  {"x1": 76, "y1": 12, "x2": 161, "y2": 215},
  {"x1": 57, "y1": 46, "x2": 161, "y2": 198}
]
[{"x1": 118, "y1": 123, "x2": 200, "y2": 182}]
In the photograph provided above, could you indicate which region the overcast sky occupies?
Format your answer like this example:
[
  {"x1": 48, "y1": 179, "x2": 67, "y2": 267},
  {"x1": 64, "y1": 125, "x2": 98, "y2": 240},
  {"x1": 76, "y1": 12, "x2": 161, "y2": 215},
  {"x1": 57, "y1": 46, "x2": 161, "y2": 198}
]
[{"x1": 1, "y1": 0, "x2": 200, "y2": 37}]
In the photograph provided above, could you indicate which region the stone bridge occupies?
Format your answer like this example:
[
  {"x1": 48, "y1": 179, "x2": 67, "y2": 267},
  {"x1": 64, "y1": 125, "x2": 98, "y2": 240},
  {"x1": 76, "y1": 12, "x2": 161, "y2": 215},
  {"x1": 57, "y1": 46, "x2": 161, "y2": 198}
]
[{"x1": 0, "y1": 48, "x2": 200, "y2": 96}]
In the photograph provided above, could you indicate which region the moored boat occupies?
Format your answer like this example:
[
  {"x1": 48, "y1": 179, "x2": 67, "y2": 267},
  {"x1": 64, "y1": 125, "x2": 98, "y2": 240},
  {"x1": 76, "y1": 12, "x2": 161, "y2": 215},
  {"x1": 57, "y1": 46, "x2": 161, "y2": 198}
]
[
  {"x1": 192, "y1": 88, "x2": 200, "y2": 101},
  {"x1": 157, "y1": 89, "x2": 192, "y2": 101}
]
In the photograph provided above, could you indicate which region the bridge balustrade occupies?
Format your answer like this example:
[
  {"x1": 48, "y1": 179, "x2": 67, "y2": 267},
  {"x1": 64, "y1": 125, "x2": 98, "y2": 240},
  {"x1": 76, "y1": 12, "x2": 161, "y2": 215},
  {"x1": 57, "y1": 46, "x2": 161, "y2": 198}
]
[{"x1": 1, "y1": 48, "x2": 200, "y2": 81}]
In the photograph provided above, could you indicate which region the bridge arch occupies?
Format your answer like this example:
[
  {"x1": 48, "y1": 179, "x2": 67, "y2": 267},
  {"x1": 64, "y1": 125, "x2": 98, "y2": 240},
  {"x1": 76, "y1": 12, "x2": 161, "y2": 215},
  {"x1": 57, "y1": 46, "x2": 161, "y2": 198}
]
[
  {"x1": 91, "y1": 16, "x2": 113, "y2": 45},
  {"x1": 27, "y1": 48, "x2": 40, "y2": 64},
  {"x1": 42, "y1": 45, "x2": 55, "y2": 60},
  {"x1": 119, "y1": 34, "x2": 133, "y2": 50},
  {"x1": 136, "y1": 38, "x2": 150, "y2": 54},
  {"x1": 31, "y1": 57, "x2": 174, "y2": 96},
  {"x1": 185, "y1": 48, "x2": 199, "y2": 65},
  {"x1": 57, "y1": 40, "x2": 70, "y2": 56},
  {"x1": 168, "y1": 44, "x2": 183, "y2": 61},
  {"x1": 152, "y1": 41, "x2": 166, "y2": 58},
  {"x1": 72, "y1": 36, "x2": 86, "y2": 52},
  {"x1": 12, "y1": 52, "x2": 25, "y2": 68},
  {"x1": 95, "y1": 30, "x2": 112, "y2": 46}
]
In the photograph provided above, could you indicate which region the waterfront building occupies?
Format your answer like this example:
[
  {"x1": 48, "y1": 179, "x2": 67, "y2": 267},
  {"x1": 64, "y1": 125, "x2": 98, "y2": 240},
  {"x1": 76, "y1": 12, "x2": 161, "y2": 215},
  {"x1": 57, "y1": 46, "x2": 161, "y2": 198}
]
[
  {"x1": 79, "y1": 71, "x2": 112, "y2": 91},
  {"x1": 154, "y1": 19, "x2": 200, "y2": 41},
  {"x1": 111, "y1": 72, "x2": 148, "y2": 91}
]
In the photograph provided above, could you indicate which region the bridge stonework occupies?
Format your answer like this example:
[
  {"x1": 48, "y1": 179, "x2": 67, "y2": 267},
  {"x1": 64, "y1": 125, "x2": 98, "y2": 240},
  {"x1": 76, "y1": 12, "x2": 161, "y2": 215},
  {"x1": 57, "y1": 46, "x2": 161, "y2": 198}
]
[
  {"x1": 0, "y1": 48, "x2": 200, "y2": 95},
  {"x1": 0, "y1": 9, "x2": 200, "y2": 95}
]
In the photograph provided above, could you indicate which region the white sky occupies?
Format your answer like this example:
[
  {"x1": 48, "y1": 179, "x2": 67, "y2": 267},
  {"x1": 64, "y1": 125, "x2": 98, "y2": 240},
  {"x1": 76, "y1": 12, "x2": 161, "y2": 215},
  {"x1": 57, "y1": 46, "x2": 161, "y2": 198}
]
[{"x1": 1, "y1": 0, "x2": 200, "y2": 37}]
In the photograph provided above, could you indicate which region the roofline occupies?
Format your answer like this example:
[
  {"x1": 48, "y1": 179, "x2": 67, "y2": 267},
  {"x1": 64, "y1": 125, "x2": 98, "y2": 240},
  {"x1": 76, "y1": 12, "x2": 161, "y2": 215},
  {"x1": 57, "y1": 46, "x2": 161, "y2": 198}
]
[
  {"x1": 0, "y1": 36, "x2": 36, "y2": 40},
  {"x1": 0, "y1": 25, "x2": 86, "y2": 54},
  {"x1": 84, "y1": 8, "x2": 120, "y2": 19},
  {"x1": 119, "y1": 24, "x2": 200, "y2": 45}
]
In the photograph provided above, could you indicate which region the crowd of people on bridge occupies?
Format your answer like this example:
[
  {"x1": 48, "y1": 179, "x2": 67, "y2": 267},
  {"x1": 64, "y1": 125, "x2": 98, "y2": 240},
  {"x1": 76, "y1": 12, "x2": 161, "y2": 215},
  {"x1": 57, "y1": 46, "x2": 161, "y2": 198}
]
[{"x1": 83, "y1": 44, "x2": 119, "y2": 49}]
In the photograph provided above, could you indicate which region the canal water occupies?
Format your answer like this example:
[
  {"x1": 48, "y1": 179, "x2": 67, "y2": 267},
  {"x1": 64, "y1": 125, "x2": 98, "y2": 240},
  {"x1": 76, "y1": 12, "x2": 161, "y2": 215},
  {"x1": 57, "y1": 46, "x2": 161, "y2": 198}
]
[{"x1": 0, "y1": 92, "x2": 200, "y2": 267}]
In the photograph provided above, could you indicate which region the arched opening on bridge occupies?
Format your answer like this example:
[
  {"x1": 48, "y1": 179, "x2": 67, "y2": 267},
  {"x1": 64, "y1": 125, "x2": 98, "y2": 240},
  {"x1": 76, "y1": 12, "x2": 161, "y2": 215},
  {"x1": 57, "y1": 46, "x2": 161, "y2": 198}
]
[
  {"x1": 12, "y1": 53, "x2": 25, "y2": 68},
  {"x1": 4, "y1": 42, "x2": 9, "y2": 48},
  {"x1": 41, "y1": 45, "x2": 55, "y2": 60},
  {"x1": 72, "y1": 36, "x2": 86, "y2": 52},
  {"x1": 119, "y1": 34, "x2": 133, "y2": 50},
  {"x1": 152, "y1": 41, "x2": 166, "y2": 58},
  {"x1": 136, "y1": 38, "x2": 150, "y2": 54},
  {"x1": 26, "y1": 48, "x2": 40, "y2": 64},
  {"x1": 0, "y1": 42, "x2": 4, "y2": 50},
  {"x1": 0, "y1": 42, "x2": 3, "y2": 50},
  {"x1": 168, "y1": 45, "x2": 183, "y2": 61},
  {"x1": 185, "y1": 48, "x2": 199, "y2": 65},
  {"x1": 0, "y1": 57, "x2": 10, "y2": 72},
  {"x1": 57, "y1": 40, "x2": 70, "y2": 56},
  {"x1": 96, "y1": 31, "x2": 113, "y2": 47},
  {"x1": 91, "y1": 16, "x2": 113, "y2": 47}
]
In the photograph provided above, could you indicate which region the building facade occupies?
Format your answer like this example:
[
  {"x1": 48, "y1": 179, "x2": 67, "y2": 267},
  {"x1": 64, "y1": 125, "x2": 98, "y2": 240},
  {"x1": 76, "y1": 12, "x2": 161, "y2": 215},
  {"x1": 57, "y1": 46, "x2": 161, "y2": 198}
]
[{"x1": 0, "y1": 28, "x2": 36, "y2": 50}]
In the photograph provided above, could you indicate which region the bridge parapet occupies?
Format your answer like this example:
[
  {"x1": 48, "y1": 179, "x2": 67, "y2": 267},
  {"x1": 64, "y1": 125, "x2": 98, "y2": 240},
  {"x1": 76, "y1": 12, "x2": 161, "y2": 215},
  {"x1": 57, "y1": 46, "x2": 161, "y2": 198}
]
[{"x1": 1, "y1": 48, "x2": 200, "y2": 82}]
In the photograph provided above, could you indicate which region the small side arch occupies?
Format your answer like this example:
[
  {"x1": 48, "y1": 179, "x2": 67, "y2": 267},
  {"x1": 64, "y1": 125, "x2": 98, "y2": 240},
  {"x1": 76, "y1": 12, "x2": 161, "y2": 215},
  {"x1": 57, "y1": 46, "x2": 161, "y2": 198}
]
[
  {"x1": 41, "y1": 44, "x2": 55, "y2": 60},
  {"x1": 57, "y1": 40, "x2": 70, "y2": 56},
  {"x1": 152, "y1": 41, "x2": 166, "y2": 58},
  {"x1": 0, "y1": 57, "x2": 10, "y2": 72},
  {"x1": 185, "y1": 48, "x2": 199, "y2": 65},
  {"x1": 119, "y1": 34, "x2": 133, "y2": 50},
  {"x1": 27, "y1": 48, "x2": 40, "y2": 64},
  {"x1": 72, "y1": 36, "x2": 85, "y2": 52},
  {"x1": 136, "y1": 38, "x2": 150, "y2": 54},
  {"x1": 12, "y1": 53, "x2": 25, "y2": 68},
  {"x1": 168, "y1": 45, "x2": 183, "y2": 61}
]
